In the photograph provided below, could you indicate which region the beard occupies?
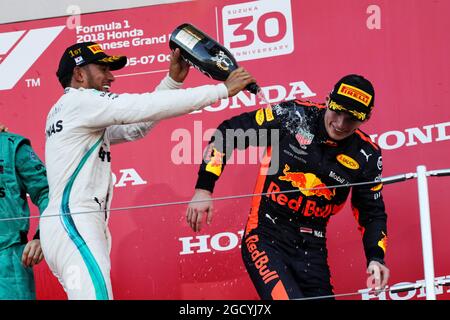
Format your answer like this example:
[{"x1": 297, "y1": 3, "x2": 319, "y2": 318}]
[{"x1": 84, "y1": 65, "x2": 109, "y2": 91}]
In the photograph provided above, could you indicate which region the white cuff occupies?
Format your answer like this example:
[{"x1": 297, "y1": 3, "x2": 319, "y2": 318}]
[
  {"x1": 216, "y1": 83, "x2": 229, "y2": 100},
  {"x1": 163, "y1": 74, "x2": 184, "y2": 89}
]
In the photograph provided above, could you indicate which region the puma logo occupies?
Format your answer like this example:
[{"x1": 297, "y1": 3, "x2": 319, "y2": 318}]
[
  {"x1": 360, "y1": 149, "x2": 372, "y2": 162},
  {"x1": 265, "y1": 213, "x2": 278, "y2": 224}
]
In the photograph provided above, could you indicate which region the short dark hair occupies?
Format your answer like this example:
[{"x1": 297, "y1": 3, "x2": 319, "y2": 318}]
[{"x1": 58, "y1": 71, "x2": 73, "y2": 89}]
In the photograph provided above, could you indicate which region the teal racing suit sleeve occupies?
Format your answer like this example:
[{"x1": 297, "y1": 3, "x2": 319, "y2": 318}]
[{"x1": 15, "y1": 141, "x2": 49, "y2": 238}]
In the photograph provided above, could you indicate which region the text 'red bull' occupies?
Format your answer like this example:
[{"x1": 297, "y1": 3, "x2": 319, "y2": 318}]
[
  {"x1": 245, "y1": 235, "x2": 279, "y2": 284},
  {"x1": 267, "y1": 181, "x2": 343, "y2": 218}
]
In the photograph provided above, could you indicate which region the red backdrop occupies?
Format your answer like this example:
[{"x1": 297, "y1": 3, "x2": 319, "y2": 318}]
[{"x1": 1, "y1": 0, "x2": 449, "y2": 300}]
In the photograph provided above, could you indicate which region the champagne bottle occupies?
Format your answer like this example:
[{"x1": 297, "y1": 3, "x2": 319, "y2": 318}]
[{"x1": 169, "y1": 23, "x2": 259, "y2": 94}]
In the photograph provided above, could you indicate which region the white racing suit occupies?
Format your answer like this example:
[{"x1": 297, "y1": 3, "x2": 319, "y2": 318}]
[{"x1": 40, "y1": 76, "x2": 228, "y2": 299}]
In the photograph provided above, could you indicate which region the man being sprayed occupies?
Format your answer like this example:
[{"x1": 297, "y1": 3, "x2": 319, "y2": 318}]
[{"x1": 187, "y1": 74, "x2": 389, "y2": 300}]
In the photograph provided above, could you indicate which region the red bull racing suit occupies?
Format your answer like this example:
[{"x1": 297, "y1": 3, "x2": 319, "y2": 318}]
[{"x1": 195, "y1": 100, "x2": 387, "y2": 300}]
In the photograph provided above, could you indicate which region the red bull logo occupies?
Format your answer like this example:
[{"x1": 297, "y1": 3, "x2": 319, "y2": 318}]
[
  {"x1": 245, "y1": 235, "x2": 280, "y2": 285},
  {"x1": 371, "y1": 183, "x2": 383, "y2": 191},
  {"x1": 266, "y1": 181, "x2": 342, "y2": 218},
  {"x1": 205, "y1": 146, "x2": 224, "y2": 176},
  {"x1": 378, "y1": 231, "x2": 388, "y2": 253},
  {"x1": 278, "y1": 164, "x2": 335, "y2": 200}
]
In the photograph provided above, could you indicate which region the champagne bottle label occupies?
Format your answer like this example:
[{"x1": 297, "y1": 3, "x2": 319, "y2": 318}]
[
  {"x1": 174, "y1": 29, "x2": 202, "y2": 50},
  {"x1": 211, "y1": 51, "x2": 234, "y2": 72}
]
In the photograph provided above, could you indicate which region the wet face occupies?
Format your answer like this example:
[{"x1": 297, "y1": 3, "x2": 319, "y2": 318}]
[
  {"x1": 76, "y1": 63, "x2": 115, "y2": 92},
  {"x1": 324, "y1": 107, "x2": 365, "y2": 140}
]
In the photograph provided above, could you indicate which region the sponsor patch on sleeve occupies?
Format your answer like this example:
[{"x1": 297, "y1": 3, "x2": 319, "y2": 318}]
[
  {"x1": 378, "y1": 231, "x2": 387, "y2": 253},
  {"x1": 205, "y1": 147, "x2": 224, "y2": 177},
  {"x1": 29, "y1": 151, "x2": 37, "y2": 161},
  {"x1": 96, "y1": 91, "x2": 119, "y2": 99},
  {"x1": 264, "y1": 106, "x2": 274, "y2": 122},
  {"x1": 370, "y1": 183, "x2": 383, "y2": 192},
  {"x1": 255, "y1": 109, "x2": 265, "y2": 126}
]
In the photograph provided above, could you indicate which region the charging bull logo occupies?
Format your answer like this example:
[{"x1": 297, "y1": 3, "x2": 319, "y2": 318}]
[
  {"x1": 205, "y1": 146, "x2": 224, "y2": 177},
  {"x1": 278, "y1": 164, "x2": 335, "y2": 200},
  {"x1": 378, "y1": 231, "x2": 388, "y2": 253}
]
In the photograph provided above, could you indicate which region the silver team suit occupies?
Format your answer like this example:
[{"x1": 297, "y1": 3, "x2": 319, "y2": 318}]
[{"x1": 40, "y1": 75, "x2": 228, "y2": 299}]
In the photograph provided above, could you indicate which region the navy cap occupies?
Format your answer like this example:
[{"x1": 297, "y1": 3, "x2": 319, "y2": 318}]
[{"x1": 56, "y1": 42, "x2": 127, "y2": 80}]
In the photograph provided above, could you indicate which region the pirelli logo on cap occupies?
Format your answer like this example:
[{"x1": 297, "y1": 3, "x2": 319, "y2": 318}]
[
  {"x1": 88, "y1": 44, "x2": 104, "y2": 54},
  {"x1": 337, "y1": 83, "x2": 372, "y2": 107}
]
